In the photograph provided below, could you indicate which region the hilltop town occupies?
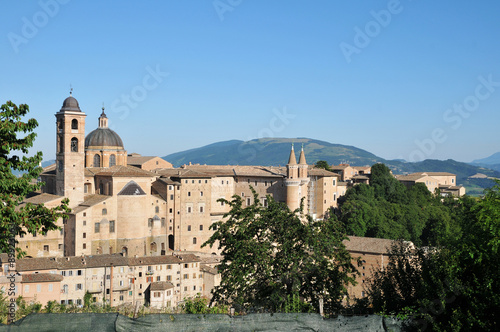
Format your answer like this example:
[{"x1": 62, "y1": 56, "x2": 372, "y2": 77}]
[{"x1": 1, "y1": 94, "x2": 466, "y2": 310}]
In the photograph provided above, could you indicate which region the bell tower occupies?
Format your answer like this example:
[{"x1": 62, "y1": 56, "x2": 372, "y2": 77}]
[{"x1": 55, "y1": 91, "x2": 86, "y2": 207}]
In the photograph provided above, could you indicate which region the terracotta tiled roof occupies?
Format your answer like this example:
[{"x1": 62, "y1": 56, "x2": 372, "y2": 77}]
[
  {"x1": 22, "y1": 273, "x2": 63, "y2": 283},
  {"x1": 127, "y1": 156, "x2": 156, "y2": 166},
  {"x1": 308, "y1": 168, "x2": 340, "y2": 177},
  {"x1": 155, "y1": 168, "x2": 211, "y2": 178},
  {"x1": 79, "y1": 194, "x2": 109, "y2": 207},
  {"x1": 396, "y1": 174, "x2": 427, "y2": 182},
  {"x1": 150, "y1": 281, "x2": 174, "y2": 291},
  {"x1": 23, "y1": 193, "x2": 63, "y2": 205},
  {"x1": 128, "y1": 254, "x2": 200, "y2": 266},
  {"x1": 41, "y1": 163, "x2": 56, "y2": 175},
  {"x1": 16, "y1": 257, "x2": 59, "y2": 272},
  {"x1": 343, "y1": 236, "x2": 397, "y2": 255},
  {"x1": 412, "y1": 172, "x2": 455, "y2": 176},
  {"x1": 94, "y1": 165, "x2": 155, "y2": 177},
  {"x1": 200, "y1": 264, "x2": 218, "y2": 275}
]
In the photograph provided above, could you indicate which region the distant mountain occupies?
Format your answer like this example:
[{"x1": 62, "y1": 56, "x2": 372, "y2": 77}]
[
  {"x1": 472, "y1": 152, "x2": 500, "y2": 165},
  {"x1": 163, "y1": 138, "x2": 500, "y2": 196},
  {"x1": 164, "y1": 138, "x2": 386, "y2": 168}
]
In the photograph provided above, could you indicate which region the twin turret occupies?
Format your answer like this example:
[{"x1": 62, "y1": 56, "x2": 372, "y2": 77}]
[{"x1": 285, "y1": 144, "x2": 309, "y2": 212}]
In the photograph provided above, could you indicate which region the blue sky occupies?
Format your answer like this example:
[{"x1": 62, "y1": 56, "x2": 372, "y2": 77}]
[{"x1": 2, "y1": 0, "x2": 500, "y2": 163}]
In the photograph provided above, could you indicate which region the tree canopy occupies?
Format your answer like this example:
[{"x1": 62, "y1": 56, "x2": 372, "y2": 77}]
[
  {"x1": 0, "y1": 100, "x2": 69, "y2": 257},
  {"x1": 336, "y1": 163, "x2": 466, "y2": 246},
  {"x1": 202, "y1": 189, "x2": 359, "y2": 314},
  {"x1": 365, "y1": 180, "x2": 500, "y2": 330}
]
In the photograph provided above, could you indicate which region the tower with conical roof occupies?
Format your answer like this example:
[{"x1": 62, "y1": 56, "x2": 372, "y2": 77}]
[
  {"x1": 55, "y1": 91, "x2": 86, "y2": 206},
  {"x1": 285, "y1": 144, "x2": 301, "y2": 211},
  {"x1": 298, "y1": 144, "x2": 310, "y2": 212}
]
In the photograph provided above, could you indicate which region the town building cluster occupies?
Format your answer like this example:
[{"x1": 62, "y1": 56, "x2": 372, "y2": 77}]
[{"x1": 2, "y1": 94, "x2": 465, "y2": 308}]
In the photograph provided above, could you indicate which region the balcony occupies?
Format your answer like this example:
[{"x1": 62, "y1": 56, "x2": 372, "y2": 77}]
[{"x1": 145, "y1": 271, "x2": 154, "y2": 276}]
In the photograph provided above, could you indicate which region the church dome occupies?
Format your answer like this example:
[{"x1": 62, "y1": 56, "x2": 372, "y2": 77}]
[
  {"x1": 60, "y1": 96, "x2": 81, "y2": 112},
  {"x1": 85, "y1": 128, "x2": 124, "y2": 149}
]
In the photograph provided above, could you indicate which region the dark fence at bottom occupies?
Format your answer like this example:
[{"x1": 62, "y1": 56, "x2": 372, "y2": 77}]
[{"x1": 1, "y1": 313, "x2": 404, "y2": 332}]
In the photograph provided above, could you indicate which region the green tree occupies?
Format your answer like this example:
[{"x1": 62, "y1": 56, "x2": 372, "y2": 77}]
[
  {"x1": 366, "y1": 182, "x2": 500, "y2": 330},
  {"x1": 202, "y1": 188, "x2": 359, "y2": 314},
  {"x1": 314, "y1": 160, "x2": 332, "y2": 171},
  {"x1": 0, "y1": 101, "x2": 70, "y2": 257}
]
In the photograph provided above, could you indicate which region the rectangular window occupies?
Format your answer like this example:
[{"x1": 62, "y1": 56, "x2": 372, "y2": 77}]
[
  {"x1": 188, "y1": 192, "x2": 191, "y2": 196},
  {"x1": 48, "y1": 284, "x2": 53, "y2": 292},
  {"x1": 83, "y1": 243, "x2": 86, "y2": 249},
  {"x1": 170, "y1": 194, "x2": 174, "y2": 200},
  {"x1": 200, "y1": 191, "x2": 203, "y2": 196},
  {"x1": 109, "y1": 220, "x2": 115, "y2": 233},
  {"x1": 44, "y1": 245, "x2": 49, "y2": 252},
  {"x1": 167, "y1": 275, "x2": 171, "y2": 281},
  {"x1": 169, "y1": 208, "x2": 173, "y2": 213},
  {"x1": 83, "y1": 220, "x2": 86, "y2": 226},
  {"x1": 76, "y1": 284, "x2": 83, "y2": 290},
  {"x1": 83, "y1": 233, "x2": 86, "y2": 239},
  {"x1": 95, "y1": 223, "x2": 100, "y2": 233},
  {"x1": 199, "y1": 206, "x2": 204, "y2": 213},
  {"x1": 187, "y1": 225, "x2": 191, "y2": 231},
  {"x1": 199, "y1": 225, "x2": 203, "y2": 231},
  {"x1": 187, "y1": 207, "x2": 192, "y2": 213},
  {"x1": 78, "y1": 270, "x2": 82, "y2": 276},
  {"x1": 161, "y1": 218, "x2": 165, "y2": 227},
  {"x1": 184, "y1": 274, "x2": 188, "y2": 279},
  {"x1": 25, "y1": 285, "x2": 29, "y2": 293},
  {"x1": 120, "y1": 295, "x2": 124, "y2": 301}
]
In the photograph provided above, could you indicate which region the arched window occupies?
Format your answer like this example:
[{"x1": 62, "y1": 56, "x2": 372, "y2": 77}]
[
  {"x1": 71, "y1": 137, "x2": 78, "y2": 152},
  {"x1": 109, "y1": 154, "x2": 116, "y2": 167},
  {"x1": 150, "y1": 242, "x2": 157, "y2": 252},
  {"x1": 71, "y1": 119, "x2": 78, "y2": 130},
  {"x1": 94, "y1": 154, "x2": 100, "y2": 167},
  {"x1": 122, "y1": 247, "x2": 128, "y2": 256}
]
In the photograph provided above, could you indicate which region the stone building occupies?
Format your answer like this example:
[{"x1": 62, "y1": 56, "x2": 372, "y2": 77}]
[{"x1": 19, "y1": 94, "x2": 344, "y2": 259}]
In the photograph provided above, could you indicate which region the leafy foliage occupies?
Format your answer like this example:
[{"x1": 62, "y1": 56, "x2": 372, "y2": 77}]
[
  {"x1": 0, "y1": 101, "x2": 70, "y2": 257},
  {"x1": 364, "y1": 180, "x2": 500, "y2": 331},
  {"x1": 337, "y1": 163, "x2": 465, "y2": 246},
  {"x1": 202, "y1": 188, "x2": 359, "y2": 314},
  {"x1": 182, "y1": 294, "x2": 228, "y2": 314}
]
